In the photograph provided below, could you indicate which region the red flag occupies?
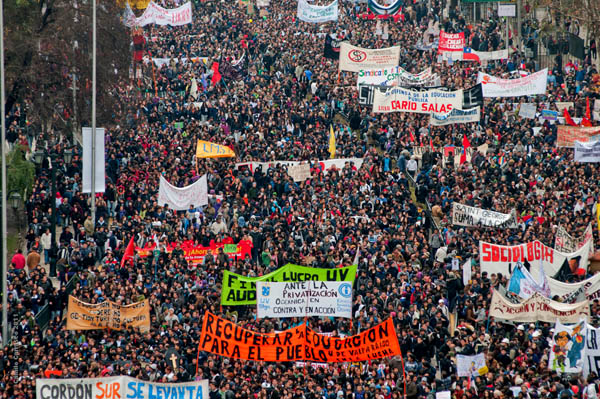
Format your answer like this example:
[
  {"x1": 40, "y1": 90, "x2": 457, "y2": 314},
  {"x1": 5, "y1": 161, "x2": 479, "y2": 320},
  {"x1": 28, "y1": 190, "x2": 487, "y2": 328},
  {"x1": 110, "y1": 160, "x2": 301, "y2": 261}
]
[
  {"x1": 564, "y1": 109, "x2": 577, "y2": 126},
  {"x1": 409, "y1": 130, "x2": 415, "y2": 142},
  {"x1": 582, "y1": 97, "x2": 593, "y2": 126},
  {"x1": 429, "y1": 138, "x2": 434, "y2": 151},
  {"x1": 120, "y1": 236, "x2": 135, "y2": 268},
  {"x1": 462, "y1": 134, "x2": 471, "y2": 149},
  {"x1": 459, "y1": 148, "x2": 467, "y2": 165},
  {"x1": 211, "y1": 62, "x2": 222, "y2": 86}
]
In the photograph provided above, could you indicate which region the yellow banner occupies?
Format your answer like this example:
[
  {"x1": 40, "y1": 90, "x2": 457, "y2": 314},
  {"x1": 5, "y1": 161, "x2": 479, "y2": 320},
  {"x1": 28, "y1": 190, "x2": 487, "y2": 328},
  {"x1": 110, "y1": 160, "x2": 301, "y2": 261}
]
[
  {"x1": 196, "y1": 140, "x2": 236, "y2": 159},
  {"x1": 66, "y1": 296, "x2": 150, "y2": 331}
]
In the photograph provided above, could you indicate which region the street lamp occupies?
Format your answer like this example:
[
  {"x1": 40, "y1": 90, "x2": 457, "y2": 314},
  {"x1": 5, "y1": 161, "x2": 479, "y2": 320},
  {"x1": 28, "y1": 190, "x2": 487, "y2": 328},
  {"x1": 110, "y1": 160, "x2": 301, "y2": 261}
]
[{"x1": 9, "y1": 192, "x2": 21, "y2": 211}]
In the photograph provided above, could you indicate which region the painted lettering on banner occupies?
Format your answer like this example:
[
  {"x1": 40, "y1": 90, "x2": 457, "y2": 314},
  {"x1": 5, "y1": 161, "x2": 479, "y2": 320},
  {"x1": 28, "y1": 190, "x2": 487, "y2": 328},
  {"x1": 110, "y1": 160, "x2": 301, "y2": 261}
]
[
  {"x1": 372, "y1": 87, "x2": 463, "y2": 114},
  {"x1": 338, "y1": 43, "x2": 400, "y2": 72}
]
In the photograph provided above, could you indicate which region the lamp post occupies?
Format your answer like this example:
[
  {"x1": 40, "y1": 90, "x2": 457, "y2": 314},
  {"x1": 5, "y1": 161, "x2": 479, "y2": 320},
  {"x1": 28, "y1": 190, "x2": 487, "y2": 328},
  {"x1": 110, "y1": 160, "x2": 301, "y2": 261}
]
[{"x1": 32, "y1": 148, "x2": 73, "y2": 278}]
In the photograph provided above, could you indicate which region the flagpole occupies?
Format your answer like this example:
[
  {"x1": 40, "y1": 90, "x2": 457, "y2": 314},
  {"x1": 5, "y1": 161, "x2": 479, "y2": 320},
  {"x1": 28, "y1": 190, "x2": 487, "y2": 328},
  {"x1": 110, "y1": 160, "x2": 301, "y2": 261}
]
[
  {"x1": 91, "y1": 0, "x2": 97, "y2": 228},
  {"x1": 0, "y1": 0, "x2": 8, "y2": 348}
]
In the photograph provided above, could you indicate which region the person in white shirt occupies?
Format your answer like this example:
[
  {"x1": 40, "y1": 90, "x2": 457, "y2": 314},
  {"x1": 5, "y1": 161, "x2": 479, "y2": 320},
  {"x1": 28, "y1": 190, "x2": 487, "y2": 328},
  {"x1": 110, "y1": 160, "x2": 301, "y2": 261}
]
[{"x1": 40, "y1": 229, "x2": 52, "y2": 265}]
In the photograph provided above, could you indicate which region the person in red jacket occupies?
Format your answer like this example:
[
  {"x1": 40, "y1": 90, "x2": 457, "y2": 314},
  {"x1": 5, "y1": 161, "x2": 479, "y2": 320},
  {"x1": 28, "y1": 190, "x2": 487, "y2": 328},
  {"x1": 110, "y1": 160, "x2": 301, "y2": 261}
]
[{"x1": 10, "y1": 249, "x2": 26, "y2": 270}]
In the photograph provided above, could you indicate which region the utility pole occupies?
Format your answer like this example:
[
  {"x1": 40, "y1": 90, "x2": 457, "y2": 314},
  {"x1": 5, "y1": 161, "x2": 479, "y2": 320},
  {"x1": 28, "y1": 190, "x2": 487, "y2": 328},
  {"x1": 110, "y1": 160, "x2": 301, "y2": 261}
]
[
  {"x1": 517, "y1": 0, "x2": 522, "y2": 53},
  {"x1": 91, "y1": 0, "x2": 96, "y2": 228},
  {"x1": 71, "y1": 71, "x2": 77, "y2": 144},
  {"x1": 1, "y1": 0, "x2": 8, "y2": 348}
]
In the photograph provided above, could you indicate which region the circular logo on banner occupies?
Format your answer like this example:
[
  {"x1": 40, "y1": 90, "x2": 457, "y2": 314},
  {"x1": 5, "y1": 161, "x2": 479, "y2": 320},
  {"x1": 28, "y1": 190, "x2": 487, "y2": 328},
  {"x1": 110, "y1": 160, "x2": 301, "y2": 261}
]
[
  {"x1": 338, "y1": 283, "x2": 352, "y2": 298},
  {"x1": 262, "y1": 286, "x2": 270, "y2": 296},
  {"x1": 348, "y1": 50, "x2": 367, "y2": 63}
]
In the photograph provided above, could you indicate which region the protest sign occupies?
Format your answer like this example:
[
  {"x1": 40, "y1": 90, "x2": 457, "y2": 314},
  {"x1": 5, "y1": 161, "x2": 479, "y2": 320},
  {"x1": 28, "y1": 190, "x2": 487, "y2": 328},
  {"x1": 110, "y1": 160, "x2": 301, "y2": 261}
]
[
  {"x1": 234, "y1": 158, "x2": 364, "y2": 174},
  {"x1": 196, "y1": 140, "x2": 236, "y2": 158},
  {"x1": 555, "y1": 223, "x2": 594, "y2": 254},
  {"x1": 356, "y1": 66, "x2": 440, "y2": 89},
  {"x1": 548, "y1": 273, "x2": 600, "y2": 303},
  {"x1": 338, "y1": 43, "x2": 400, "y2": 72},
  {"x1": 479, "y1": 239, "x2": 592, "y2": 277},
  {"x1": 37, "y1": 377, "x2": 208, "y2": 399},
  {"x1": 297, "y1": 0, "x2": 338, "y2": 23},
  {"x1": 372, "y1": 87, "x2": 463, "y2": 114},
  {"x1": 157, "y1": 175, "x2": 208, "y2": 211},
  {"x1": 222, "y1": 264, "x2": 357, "y2": 305},
  {"x1": 542, "y1": 109, "x2": 558, "y2": 121},
  {"x1": 556, "y1": 126, "x2": 600, "y2": 147},
  {"x1": 257, "y1": 281, "x2": 352, "y2": 318},
  {"x1": 463, "y1": 84, "x2": 483, "y2": 109},
  {"x1": 199, "y1": 312, "x2": 400, "y2": 362},
  {"x1": 555, "y1": 102, "x2": 574, "y2": 112},
  {"x1": 82, "y1": 127, "x2": 106, "y2": 194},
  {"x1": 456, "y1": 353, "x2": 487, "y2": 377},
  {"x1": 438, "y1": 31, "x2": 465, "y2": 53},
  {"x1": 575, "y1": 140, "x2": 600, "y2": 162},
  {"x1": 549, "y1": 320, "x2": 586, "y2": 373},
  {"x1": 287, "y1": 163, "x2": 312, "y2": 182},
  {"x1": 129, "y1": 1, "x2": 193, "y2": 26},
  {"x1": 452, "y1": 203, "x2": 518, "y2": 229},
  {"x1": 136, "y1": 240, "x2": 253, "y2": 266},
  {"x1": 66, "y1": 296, "x2": 150, "y2": 331},
  {"x1": 477, "y1": 69, "x2": 548, "y2": 97},
  {"x1": 429, "y1": 107, "x2": 480, "y2": 126},
  {"x1": 584, "y1": 324, "x2": 600, "y2": 377},
  {"x1": 489, "y1": 290, "x2": 590, "y2": 323},
  {"x1": 518, "y1": 103, "x2": 537, "y2": 119}
]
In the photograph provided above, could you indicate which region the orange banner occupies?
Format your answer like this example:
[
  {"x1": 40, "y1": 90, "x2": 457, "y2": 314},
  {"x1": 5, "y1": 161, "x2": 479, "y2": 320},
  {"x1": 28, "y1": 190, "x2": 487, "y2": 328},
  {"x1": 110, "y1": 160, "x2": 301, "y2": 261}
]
[
  {"x1": 66, "y1": 296, "x2": 151, "y2": 331},
  {"x1": 199, "y1": 312, "x2": 400, "y2": 362}
]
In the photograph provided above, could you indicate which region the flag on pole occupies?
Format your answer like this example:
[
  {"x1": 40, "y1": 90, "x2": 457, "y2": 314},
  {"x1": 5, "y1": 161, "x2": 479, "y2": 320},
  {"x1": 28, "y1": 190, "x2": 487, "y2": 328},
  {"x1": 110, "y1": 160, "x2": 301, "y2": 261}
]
[
  {"x1": 121, "y1": 236, "x2": 135, "y2": 268},
  {"x1": 564, "y1": 108, "x2": 577, "y2": 126},
  {"x1": 462, "y1": 134, "x2": 471, "y2": 149},
  {"x1": 329, "y1": 125, "x2": 336, "y2": 159},
  {"x1": 211, "y1": 62, "x2": 222, "y2": 86},
  {"x1": 582, "y1": 97, "x2": 593, "y2": 127}
]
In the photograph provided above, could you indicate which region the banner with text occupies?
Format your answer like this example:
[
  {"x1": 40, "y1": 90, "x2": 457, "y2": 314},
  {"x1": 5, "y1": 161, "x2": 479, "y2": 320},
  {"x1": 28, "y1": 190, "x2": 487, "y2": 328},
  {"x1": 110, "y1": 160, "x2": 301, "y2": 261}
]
[
  {"x1": 438, "y1": 31, "x2": 465, "y2": 53},
  {"x1": 136, "y1": 240, "x2": 253, "y2": 266},
  {"x1": 372, "y1": 87, "x2": 463, "y2": 114},
  {"x1": 476, "y1": 69, "x2": 548, "y2": 98},
  {"x1": 199, "y1": 312, "x2": 400, "y2": 362},
  {"x1": 556, "y1": 126, "x2": 600, "y2": 147},
  {"x1": 257, "y1": 281, "x2": 353, "y2": 318},
  {"x1": 37, "y1": 377, "x2": 208, "y2": 399},
  {"x1": 479, "y1": 239, "x2": 592, "y2": 277},
  {"x1": 575, "y1": 140, "x2": 600, "y2": 162},
  {"x1": 234, "y1": 158, "x2": 363, "y2": 177},
  {"x1": 158, "y1": 175, "x2": 208, "y2": 211},
  {"x1": 297, "y1": 0, "x2": 338, "y2": 23},
  {"x1": 222, "y1": 264, "x2": 357, "y2": 305},
  {"x1": 452, "y1": 203, "x2": 518, "y2": 229},
  {"x1": 554, "y1": 223, "x2": 594, "y2": 254},
  {"x1": 66, "y1": 296, "x2": 150, "y2": 331},
  {"x1": 584, "y1": 324, "x2": 600, "y2": 377},
  {"x1": 430, "y1": 107, "x2": 480, "y2": 126},
  {"x1": 131, "y1": 1, "x2": 192, "y2": 26},
  {"x1": 489, "y1": 290, "x2": 589, "y2": 323},
  {"x1": 338, "y1": 43, "x2": 400, "y2": 72},
  {"x1": 548, "y1": 273, "x2": 600, "y2": 303},
  {"x1": 356, "y1": 66, "x2": 440, "y2": 89}
]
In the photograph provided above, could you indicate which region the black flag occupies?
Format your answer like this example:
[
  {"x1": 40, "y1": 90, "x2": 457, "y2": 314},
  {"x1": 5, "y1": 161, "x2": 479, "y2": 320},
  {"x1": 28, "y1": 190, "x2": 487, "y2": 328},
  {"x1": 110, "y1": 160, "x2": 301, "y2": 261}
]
[
  {"x1": 324, "y1": 34, "x2": 340, "y2": 60},
  {"x1": 463, "y1": 84, "x2": 483, "y2": 109}
]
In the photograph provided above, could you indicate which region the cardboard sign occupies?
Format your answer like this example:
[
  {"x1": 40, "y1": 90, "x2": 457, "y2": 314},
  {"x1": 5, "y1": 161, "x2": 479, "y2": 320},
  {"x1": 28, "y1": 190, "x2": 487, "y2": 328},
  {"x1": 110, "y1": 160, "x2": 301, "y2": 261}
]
[
  {"x1": 338, "y1": 43, "x2": 400, "y2": 73},
  {"x1": 66, "y1": 296, "x2": 150, "y2": 331},
  {"x1": 221, "y1": 264, "x2": 357, "y2": 305},
  {"x1": 287, "y1": 164, "x2": 312, "y2": 182},
  {"x1": 372, "y1": 87, "x2": 463, "y2": 114},
  {"x1": 196, "y1": 140, "x2": 236, "y2": 158},
  {"x1": 37, "y1": 377, "x2": 208, "y2": 399},
  {"x1": 199, "y1": 312, "x2": 400, "y2": 362},
  {"x1": 489, "y1": 291, "x2": 590, "y2": 323},
  {"x1": 256, "y1": 281, "x2": 353, "y2": 318}
]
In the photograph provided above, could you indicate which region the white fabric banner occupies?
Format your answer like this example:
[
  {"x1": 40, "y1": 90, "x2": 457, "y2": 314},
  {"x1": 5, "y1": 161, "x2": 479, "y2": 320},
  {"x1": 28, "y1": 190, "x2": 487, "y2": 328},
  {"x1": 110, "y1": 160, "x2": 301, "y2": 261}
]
[
  {"x1": 157, "y1": 175, "x2": 208, "y2": 211},
  {"x1": 575, "y1": 140, "x2": 600, "y2": 162},
  {"x1": 548, "y1": 273, "x2": 600, "y2": 303},
  {"x1": 257, "y1": 281, "x2": 353, "y2": 318},
  {"x1": 584, "y1": 324, "x2": 600, "y2": 377},
  {"x1": 549, "y1": 319, "x2": 587, "y2": 374},
  {"x1": 82, "y1": 127, "x2": 105, "y2": 193},
  {"x1": 489, "y1": 290, "x2": 590, "y2": 323},
  {"x1": 430, "y1": 107, "x2": 480, "y2": 126},
  {"x1": 479, "y1": 239, "x2": 592, "y2": 277},
  {"x1": 234, "y1": 158, "x2": 363, "y2": 174},
  {"x1": 476, "y1": 68, "x2": 548, "y2": 98},
  {"x1": 297, "y1": 0, "x2": 338, "y2": 23},
  {"x1": 456, "y1": 353, "x2": 487, "y2": 377},
  {"x1": 452, "y1": 203, "x2": 517, "y2": 229},
  {"x1": 555, "y1": 223, "x2": 594, "y2": 254},
  {"x1": 463, "y1": 48, "x2": 509, "y2": 62},
  {"x1": 463, "y1": 259, "x2": 472, "y2": 286},
  {"x1": 132, "y1": 1, "x2": 192, "y2": 27},
  {"x1": 518, "y1": 103, "x2": 537, "y2": 119},
  {"x1": 372, "y1": 87, "x2": 463, "y2": 114},
  {"x1": 338, "y1": 43, "x2": 400, "y2": 72},
  {"x1": 356, "y1": 66, "x2": 440, "y2": 89},
  {"x1": 507, "y1": 263, "x2": 551, "y2": 299},
  {"x1": 37, "y1": 377, "x2": 208, "y2": 399}
]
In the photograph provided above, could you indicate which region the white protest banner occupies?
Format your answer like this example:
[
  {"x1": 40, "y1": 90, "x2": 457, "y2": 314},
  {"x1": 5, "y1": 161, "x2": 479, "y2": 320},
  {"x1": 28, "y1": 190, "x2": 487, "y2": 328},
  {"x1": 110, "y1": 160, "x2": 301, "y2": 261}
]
[
  {"x1": 489, "y1": 290, "x2": 590, "y2": 323},
  {"x1": 257, "y1": 281, "x2": 353, "y2": 318},
  {"x1": 287, "y1": 163, "x2": 312, "y2": 182},
  {"x1": 548, "y1": 273, "x2": 600, "y2": 303},
  {"x1": 518, "y1": 103, "x2": 537, "y2": 119},
  {"x1": 456, "y1": 353, "x2": 487, "y2": 377},
  {"x1": 452, "y1": 203, "x2": 518, "y2": 229},
  {"x1": 555, "y1": 223, "x2": 594, "y2": 254},
  {"x1": 462, "y1": 48, "x2": 508, "y2": 62},
  {"x1": 82, "y1": 127, "x2": 106, "y2": 193},
  {"x1": 584, "y1": 324, "x2": 600, "y2": 377},
  {"x1": 37, "y1": 377, "x2": 209, "y2": 399},
  {"x1": 234, "y1": 158, "x2": 364, "y2": 174},
  {"x1": 575, "y1": 140, "x2": 600, "y2": 162},
  {"x1": 463, "y1": 259, "x2": 472, "y2": 286},
  {"x1": 430, "y1": 107, "x2": 480, "y2": 126},
  {"x1": 297, "y1": 0, "x2": 338, "y2": 23},
  {"x1": 356, "y1": 66, "x2": 440, "y2": 89},
  {"x1": 438, "y1": 31, "x2": 465, "y2": 53},
  {"x1": 557, "y1": 125, "x2": 600, "y2": 147},
  {"x1": 372, "y1": 87, "x2": 463, "y2": 114},
  {"x1": 157, "y1": 175, "x2": 208, "y2": 211},
  {"x1": 479, "y1": 239, "x2": 592, "y2": 277},
  {"x1": 549, "y1": 319, "x2": 587, "y2": 374},
  {"x1": 555, "y1": 102, "x2": 574, "y2": 112},
  {"x1": 338, "y1": 43, "x2": 400, "y2": 72},
  {"x1": 132, "y1": 1, "x2": 193, "y2": 26},
  {"x1": 477, "y1": 68, "x2": 548, "y2": 98}
]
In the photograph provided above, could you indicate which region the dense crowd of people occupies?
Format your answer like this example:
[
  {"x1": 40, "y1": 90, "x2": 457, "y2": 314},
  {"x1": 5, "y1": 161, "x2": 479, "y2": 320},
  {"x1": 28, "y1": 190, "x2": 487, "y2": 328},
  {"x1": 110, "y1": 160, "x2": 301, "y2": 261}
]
[{"x1": 2, "y1": 0, "x2": 600, "y2": 398}]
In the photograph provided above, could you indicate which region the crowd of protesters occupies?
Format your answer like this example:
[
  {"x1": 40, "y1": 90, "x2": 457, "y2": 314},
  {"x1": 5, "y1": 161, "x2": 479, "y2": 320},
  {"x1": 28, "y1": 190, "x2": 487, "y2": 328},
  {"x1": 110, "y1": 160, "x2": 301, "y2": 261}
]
[{"x1": 2, "y1": 0, "x2": 600, "y2": 398}]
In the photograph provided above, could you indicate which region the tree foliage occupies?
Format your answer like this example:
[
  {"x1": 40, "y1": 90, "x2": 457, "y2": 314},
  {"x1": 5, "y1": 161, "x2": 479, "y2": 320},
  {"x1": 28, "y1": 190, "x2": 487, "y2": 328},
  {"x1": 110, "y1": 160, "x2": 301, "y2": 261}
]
[{"x1": 6, "y1": 147, "x2": 34, "y2": 198}]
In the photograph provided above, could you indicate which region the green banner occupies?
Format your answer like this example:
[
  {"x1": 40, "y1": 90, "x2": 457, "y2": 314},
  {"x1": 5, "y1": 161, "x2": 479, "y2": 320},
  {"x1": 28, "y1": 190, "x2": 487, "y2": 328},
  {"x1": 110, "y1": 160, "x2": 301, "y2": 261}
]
[{"x1": 221, "y1": 264, "x2": 358, "y2": 305}]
